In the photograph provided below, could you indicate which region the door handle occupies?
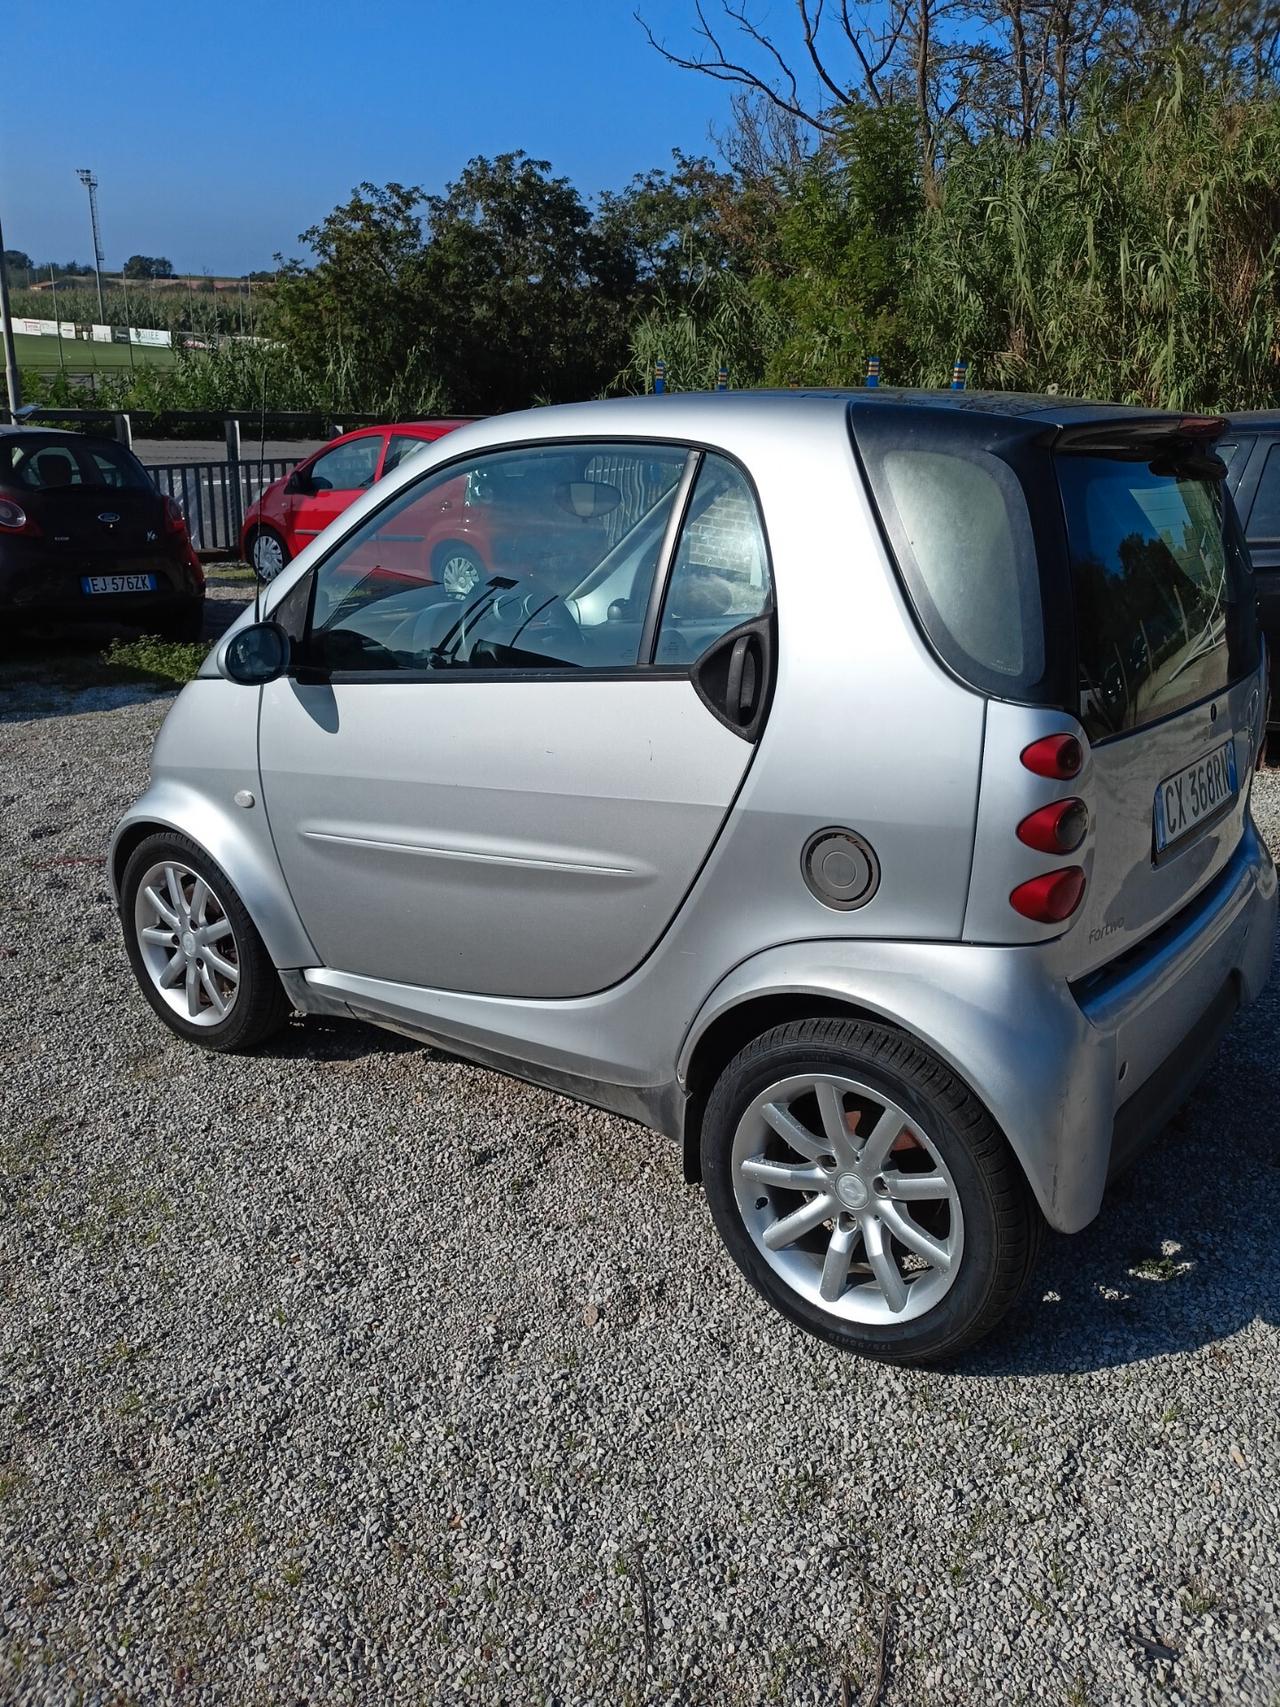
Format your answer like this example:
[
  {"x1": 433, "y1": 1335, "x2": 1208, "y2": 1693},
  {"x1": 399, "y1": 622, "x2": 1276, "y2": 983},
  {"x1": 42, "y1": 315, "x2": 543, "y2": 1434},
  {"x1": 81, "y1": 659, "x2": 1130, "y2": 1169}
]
[{"x1": 690, "y1": 617, "x2": 773, "y2": 742}]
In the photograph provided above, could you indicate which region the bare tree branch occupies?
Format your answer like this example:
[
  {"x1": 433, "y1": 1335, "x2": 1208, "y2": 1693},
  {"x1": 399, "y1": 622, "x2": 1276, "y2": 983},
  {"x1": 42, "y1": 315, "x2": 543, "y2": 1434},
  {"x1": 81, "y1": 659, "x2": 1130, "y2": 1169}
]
[
  {"x1": 797, "y1": 0, "x2": 862, "y2": 105},
  {"x1": 635, "y1": 2, "x2": 840, "y2": 132}
]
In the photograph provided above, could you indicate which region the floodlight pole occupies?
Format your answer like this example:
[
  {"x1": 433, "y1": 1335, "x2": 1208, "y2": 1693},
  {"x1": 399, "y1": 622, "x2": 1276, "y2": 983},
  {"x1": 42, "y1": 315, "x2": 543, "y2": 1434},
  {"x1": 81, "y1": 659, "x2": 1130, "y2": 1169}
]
[
  {"x1": 0, "y1": 206, "x2": 22, "y2": 418},
  {"x1": 76, "y1": 168, "x2": 106, "y2": 323}
]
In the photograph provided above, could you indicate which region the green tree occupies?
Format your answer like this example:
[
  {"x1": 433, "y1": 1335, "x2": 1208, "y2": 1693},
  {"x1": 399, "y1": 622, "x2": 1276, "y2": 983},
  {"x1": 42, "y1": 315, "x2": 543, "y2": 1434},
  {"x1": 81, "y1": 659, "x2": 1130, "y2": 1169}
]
[
  {"x1": 759, "y1": 103, "x2": 924, "y2": 386},
  {"x1": 271, "y1": 181, "x2": 441, "y2": 414},
  {"x1": 419, "y1": 151, "x2": 633, "y2": 410},
  {"x1": 122, "y1": 254, "x2": 175, "y2": 279}
]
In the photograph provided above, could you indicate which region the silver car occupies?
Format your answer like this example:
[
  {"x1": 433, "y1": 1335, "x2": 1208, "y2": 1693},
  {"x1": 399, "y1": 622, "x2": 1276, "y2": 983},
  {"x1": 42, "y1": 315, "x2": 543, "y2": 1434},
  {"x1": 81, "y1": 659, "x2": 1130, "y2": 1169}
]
[{"x1": 112, "y1": 392, "x2": 1277, "y2": 1363}]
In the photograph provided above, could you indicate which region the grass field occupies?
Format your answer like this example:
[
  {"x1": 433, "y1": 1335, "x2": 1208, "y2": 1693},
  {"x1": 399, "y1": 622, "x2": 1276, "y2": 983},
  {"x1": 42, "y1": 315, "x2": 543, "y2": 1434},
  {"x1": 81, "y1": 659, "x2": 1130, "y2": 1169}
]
[{"x1": 13, "y1": 332, "x2": 178, "y2": 374}]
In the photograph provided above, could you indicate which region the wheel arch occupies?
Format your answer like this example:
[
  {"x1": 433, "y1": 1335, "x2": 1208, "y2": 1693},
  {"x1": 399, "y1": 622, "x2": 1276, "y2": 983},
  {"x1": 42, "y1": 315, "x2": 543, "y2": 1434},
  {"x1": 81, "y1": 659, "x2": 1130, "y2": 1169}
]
[
  {"x1": 680, "y1": 993, "x2": 922, "y2": 1185},
  {"x1": 675, "y1": 941, "x2": 1114, "y2": 1233},
  {"x1": 430, "y1": 537, "x2": 483, "y2": 574},
  {"x1": 111, "y1": 785, "x2": 319, "y2": 971},
  {"x1": 245, "y1": 521, "x2": 288, "y2": 567}
]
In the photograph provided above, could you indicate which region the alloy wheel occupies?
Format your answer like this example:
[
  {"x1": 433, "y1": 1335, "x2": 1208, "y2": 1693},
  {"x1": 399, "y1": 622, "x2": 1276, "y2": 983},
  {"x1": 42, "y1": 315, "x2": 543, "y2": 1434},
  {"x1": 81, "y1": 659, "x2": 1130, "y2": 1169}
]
[
  {"x1": 730, "y1": 1072, "x2": 964, "y2": 1325},
  {"x1": 133, "y1": 859, "x2": 241, "y2": 1027}
]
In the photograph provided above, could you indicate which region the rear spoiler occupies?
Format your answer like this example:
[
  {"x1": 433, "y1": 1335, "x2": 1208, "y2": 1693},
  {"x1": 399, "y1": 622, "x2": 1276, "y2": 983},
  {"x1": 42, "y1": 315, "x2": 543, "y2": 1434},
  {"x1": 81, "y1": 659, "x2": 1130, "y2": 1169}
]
[
  {"x1": 1058, "y1": 409, "x2": 1228, "y2": 471},
  {"x1": 1052, "y1": 414, "x2": 1228, "y2": 476}
]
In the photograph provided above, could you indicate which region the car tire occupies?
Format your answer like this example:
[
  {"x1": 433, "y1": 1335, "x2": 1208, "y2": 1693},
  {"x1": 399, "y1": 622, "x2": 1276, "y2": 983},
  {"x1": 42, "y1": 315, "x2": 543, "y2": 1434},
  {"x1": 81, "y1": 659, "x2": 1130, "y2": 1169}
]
[
  {"x1": 120, "y1": 831, "x2": 292, "y2": 1053},
  {"x1": 248, "y1": 527, "x2": 290, "y2": 583},
  {"x1": 701, "y1": 1017, "x2": 1041, "y2": 1365},
  {"x1": 432, "y1": 542, "x2": 484, "y2": 599}
]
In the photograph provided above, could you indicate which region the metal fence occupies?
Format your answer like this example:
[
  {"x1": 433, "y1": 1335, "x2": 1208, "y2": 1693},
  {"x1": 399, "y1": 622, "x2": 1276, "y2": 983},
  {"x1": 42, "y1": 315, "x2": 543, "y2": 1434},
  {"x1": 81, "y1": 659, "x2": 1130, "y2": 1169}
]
[{"x1": 145, "y1": 459, "x2": 292, "y2": 555}]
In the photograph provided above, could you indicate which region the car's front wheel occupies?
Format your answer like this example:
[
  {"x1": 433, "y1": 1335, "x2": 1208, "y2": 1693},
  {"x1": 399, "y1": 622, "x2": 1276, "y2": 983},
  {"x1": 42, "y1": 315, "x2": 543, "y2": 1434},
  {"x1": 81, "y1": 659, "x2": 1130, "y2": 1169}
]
[
  {"x1": 433, "y1": 542, "x2": 484, "y2": 599},
  {"x1": 120, "y1": 832, "x2": 291, "y2": 1052},
  {"x1": 248, "y1": 527, "x2": 290, "y2": 583},
  {"x1": 701, "y1": 1018, "x2": 1040, "y2": 1364}
]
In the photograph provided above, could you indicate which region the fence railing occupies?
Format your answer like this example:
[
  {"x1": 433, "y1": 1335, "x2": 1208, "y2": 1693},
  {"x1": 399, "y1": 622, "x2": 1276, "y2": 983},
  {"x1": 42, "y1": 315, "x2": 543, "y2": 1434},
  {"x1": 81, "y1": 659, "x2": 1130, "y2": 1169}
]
[{"x1": 146, "y1": 459, "x2": 293, "y2": 555}]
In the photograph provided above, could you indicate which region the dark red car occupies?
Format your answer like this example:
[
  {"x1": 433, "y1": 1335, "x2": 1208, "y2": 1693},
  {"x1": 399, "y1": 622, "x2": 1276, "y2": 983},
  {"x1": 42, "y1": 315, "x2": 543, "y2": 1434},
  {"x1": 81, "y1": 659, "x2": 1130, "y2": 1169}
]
[{"x1": 240, "y1": 421, "x2": 475, "y2": 582}]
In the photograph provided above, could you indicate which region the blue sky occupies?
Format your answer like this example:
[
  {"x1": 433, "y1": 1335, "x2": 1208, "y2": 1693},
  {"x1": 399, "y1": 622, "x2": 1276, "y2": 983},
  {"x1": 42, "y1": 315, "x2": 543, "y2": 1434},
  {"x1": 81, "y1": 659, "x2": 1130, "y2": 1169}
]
[{"x1": 0, "y1": 0, "x2": 765, "y2": 277}]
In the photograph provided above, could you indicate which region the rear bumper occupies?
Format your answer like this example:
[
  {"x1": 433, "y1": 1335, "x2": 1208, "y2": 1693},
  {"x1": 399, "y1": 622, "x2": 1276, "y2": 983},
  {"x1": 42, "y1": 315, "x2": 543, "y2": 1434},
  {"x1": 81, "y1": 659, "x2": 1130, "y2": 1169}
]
[
  {"x1": 1073, "y1": 818, "x2": 1275, "y2": 1202},
  {"x1": 679, "y1": 819, "x2": 1276, "y2": 1234}
]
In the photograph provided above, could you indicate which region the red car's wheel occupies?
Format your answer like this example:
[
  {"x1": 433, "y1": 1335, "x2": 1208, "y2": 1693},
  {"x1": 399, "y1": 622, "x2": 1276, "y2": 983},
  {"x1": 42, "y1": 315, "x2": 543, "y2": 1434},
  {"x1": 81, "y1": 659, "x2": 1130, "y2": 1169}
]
[{"x1": 248, "y1": 527, "x2": 290, "y2": 583}]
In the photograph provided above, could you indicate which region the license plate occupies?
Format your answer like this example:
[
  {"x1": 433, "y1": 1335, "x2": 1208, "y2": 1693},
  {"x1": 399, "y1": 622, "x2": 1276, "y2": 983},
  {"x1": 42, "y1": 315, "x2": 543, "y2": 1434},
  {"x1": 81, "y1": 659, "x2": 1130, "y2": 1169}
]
[
  {"x1": 1153, "y1": 740, "x2": 1238, "y2": 854},
  {"x1": 81, "y1": 574, "x2": 157, "y2": 595}
]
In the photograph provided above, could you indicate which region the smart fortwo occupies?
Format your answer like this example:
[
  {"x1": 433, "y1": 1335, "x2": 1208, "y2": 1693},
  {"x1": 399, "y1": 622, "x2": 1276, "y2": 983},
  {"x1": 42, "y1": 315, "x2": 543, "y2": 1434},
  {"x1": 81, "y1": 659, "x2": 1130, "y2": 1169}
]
[{"x1": 112, "y1": 391, "x2": 1276, "y2": 1363}]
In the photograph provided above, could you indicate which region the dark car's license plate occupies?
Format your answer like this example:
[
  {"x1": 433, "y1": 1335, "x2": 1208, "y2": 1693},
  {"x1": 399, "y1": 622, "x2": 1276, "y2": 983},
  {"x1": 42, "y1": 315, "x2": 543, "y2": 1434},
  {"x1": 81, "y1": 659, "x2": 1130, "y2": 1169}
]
[{"x1": 81, "y1": 573, "x2": 158, "y2": 594}]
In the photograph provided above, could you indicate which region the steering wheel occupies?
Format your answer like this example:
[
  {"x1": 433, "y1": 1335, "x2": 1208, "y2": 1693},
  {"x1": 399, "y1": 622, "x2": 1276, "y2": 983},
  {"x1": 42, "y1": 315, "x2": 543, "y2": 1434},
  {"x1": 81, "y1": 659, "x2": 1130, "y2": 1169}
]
[{"x1": 488, "y1": 587, "x2": 585, "y2": 654}]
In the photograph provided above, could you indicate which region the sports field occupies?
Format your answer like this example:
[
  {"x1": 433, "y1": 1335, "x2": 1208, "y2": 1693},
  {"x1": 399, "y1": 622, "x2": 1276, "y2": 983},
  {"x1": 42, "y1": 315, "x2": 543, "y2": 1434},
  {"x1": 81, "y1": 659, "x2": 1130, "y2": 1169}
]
[{"x1": 12, "y1": 331, "x2": 178, "y2": 373}]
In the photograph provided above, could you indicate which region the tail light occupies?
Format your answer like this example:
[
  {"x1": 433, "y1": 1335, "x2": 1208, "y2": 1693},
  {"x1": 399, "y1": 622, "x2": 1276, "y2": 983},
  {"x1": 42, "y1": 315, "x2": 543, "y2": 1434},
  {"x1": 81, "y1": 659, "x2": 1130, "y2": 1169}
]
[
  {"x1": 0, "y1": 497, "x2": 38, "y2": 535},
  {"x1": 1020, "y1": 734, "x2": 1083, "y2": 780},
  {"x1": 1010, "y1": 867, "x2": 1086, "y2": 923},
  {"x1": 1016, "y1": 798, "x2": 1089, "y2": 855},
  {"x1": 161, "y1": 495, "x2": 204, "y2": 587}
]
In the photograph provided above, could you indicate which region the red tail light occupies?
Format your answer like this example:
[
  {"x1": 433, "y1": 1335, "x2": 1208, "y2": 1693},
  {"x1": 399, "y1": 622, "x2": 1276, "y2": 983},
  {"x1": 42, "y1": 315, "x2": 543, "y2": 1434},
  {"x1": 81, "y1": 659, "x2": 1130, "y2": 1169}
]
[
  {"x1": 1010, "y1": 867, "x2": 1086, "y2": 923},
  {"x1": 1016, "y1": 798, "x2": 1089, "y2": 854},
  {"x1": 162, "y1": 496, "x2": 188, "y2": 537},
  {"x1": 1020, "y1": 734, "x2": 1084, "y2": 780}
]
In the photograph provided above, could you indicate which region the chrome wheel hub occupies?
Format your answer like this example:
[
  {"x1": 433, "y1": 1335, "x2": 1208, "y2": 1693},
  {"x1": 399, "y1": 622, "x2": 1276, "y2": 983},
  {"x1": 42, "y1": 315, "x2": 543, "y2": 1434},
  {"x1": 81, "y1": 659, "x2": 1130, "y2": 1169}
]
[
  {"x1": 133, "y1": 860, "x2": 240, "y2": 1027},
  {"x1": 835, "y1": 1172, "x2": 869, "y2": 1211},
  {"x1": 731, "y1": 1072, "x2": 963, "y2": 1326}
]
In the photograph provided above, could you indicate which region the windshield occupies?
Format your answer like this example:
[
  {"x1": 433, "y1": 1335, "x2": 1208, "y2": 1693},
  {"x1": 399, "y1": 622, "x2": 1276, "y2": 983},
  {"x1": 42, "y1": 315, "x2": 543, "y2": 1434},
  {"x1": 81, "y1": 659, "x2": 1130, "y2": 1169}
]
[
  {"x1": 1058, "y1": 453, "x2": 1258, "y2": 740},
  {"x1": 2, "y1": 435, "x2": 152, "y2": 493}
]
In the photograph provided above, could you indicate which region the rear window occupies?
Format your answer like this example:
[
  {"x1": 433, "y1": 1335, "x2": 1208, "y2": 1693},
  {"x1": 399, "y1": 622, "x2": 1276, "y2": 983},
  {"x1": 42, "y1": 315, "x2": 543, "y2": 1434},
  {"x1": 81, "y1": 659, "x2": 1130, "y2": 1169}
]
[
  {"x1": 1059, "y1": 454, "x2": 1258, "y2": 740},
  {"x1": 2, "y1": 436, "x2": 151, "y2": 492}
]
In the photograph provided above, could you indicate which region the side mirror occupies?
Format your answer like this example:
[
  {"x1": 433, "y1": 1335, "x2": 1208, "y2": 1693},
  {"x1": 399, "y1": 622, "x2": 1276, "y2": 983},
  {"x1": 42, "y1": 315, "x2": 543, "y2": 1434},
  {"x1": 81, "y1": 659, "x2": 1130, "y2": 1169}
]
[
  {"x1": 222, "y1": 621, "x2": 290, "y2": 685},
  {"x1": 285, "y1": 469, "x2": 314, "y2": 496}
]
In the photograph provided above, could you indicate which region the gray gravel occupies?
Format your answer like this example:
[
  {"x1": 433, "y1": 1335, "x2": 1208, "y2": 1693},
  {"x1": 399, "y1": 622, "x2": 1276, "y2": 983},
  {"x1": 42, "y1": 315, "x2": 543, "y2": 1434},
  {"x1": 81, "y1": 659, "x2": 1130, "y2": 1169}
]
[{"x1": 2, "y1": 618, "x2": 1279, "y2": 1706}]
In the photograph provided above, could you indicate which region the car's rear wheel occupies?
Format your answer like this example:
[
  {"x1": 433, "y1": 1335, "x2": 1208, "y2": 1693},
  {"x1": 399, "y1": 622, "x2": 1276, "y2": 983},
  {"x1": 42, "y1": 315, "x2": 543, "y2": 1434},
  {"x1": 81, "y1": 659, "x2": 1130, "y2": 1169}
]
[
  {"x1": 249, "y1": 527, "x2": 290, "y2": 583},
  {"x1": 121, "y1": 832, "x2": 291, "y2": 1052},
  {"x1": 701, "y1": 1018, "x2": 1040, "y2": 1364},
  {"x1": 433, "y1": 542, "x2": 484, "y2": 599}
]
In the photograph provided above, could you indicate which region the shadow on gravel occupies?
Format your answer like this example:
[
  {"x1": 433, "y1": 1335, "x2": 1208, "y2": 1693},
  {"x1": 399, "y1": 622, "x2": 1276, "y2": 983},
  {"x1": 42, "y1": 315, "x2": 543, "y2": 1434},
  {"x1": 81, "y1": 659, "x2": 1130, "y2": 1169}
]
[
  {"x1": 0, "y1": 572, "x2": 252, "y2": 724},
  {"x1": 971, "y1": 996, "x2": 1280, "y2": 1376},
  {"x1": 258, "y1": 1013, "x2": 427, "y2": 1063}
]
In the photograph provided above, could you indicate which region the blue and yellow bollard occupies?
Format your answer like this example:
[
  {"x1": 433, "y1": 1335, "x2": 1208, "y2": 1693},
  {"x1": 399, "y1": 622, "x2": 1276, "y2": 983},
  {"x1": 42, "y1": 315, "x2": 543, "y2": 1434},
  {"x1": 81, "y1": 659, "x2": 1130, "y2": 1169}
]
[
  {"x1": 951, "y1": 358, "x2": 968, "y2": 391},
  {"x1": 654, "y1": 359, "x2": 666, "y2": 396},
  {"x1": 716, "y1": 365, "x2": 728, "y2": 392},
  {"x1": 866, "y1": 355, "x2": 880, "y2": 388}
]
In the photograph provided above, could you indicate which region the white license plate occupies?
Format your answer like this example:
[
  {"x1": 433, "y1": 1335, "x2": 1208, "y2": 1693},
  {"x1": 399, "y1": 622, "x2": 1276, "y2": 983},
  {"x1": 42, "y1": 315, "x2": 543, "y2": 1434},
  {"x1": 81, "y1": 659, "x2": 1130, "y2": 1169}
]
[
  {"x1": 1153, "y1": 740, "x2": 1238, "y2": 854},
  {"x1": 81, "y1": 574, "x2": 157, "y2": 595}
]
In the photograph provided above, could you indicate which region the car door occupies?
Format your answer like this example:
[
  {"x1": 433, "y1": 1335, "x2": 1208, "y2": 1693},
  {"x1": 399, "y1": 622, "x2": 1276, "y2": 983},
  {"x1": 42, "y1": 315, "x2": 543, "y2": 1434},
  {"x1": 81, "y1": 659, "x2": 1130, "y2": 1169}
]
[
  {"x1": 284, "y1": 432, "x2": 387, "y2": 556},
  {"x1": 257, "y1": 440, "x2": 774, "y2": 999}
]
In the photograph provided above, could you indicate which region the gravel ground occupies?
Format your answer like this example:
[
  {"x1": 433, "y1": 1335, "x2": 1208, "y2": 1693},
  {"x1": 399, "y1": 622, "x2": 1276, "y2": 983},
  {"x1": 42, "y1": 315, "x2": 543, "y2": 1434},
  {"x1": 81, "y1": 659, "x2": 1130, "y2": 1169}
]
[{"x1": 2, "y1": 599, "x2": 1278, "y2": 1707}]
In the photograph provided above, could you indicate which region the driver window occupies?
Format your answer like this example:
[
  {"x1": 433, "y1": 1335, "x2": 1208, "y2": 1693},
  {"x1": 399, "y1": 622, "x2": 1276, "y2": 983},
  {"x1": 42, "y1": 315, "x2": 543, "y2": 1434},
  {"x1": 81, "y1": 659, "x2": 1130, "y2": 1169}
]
[
  {"x1": 305, "y1": 442, "x2": 689, "y2": 675},
  {"x1": 307, "y1": 436, "x2": 383, "y2": 494}
]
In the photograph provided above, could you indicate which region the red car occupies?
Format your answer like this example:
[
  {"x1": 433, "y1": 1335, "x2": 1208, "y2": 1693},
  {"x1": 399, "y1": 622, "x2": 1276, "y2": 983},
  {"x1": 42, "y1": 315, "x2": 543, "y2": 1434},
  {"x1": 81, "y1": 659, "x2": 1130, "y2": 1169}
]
[{"x1": 241, "y1": 421, "x2": 474, "y2": 582}]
